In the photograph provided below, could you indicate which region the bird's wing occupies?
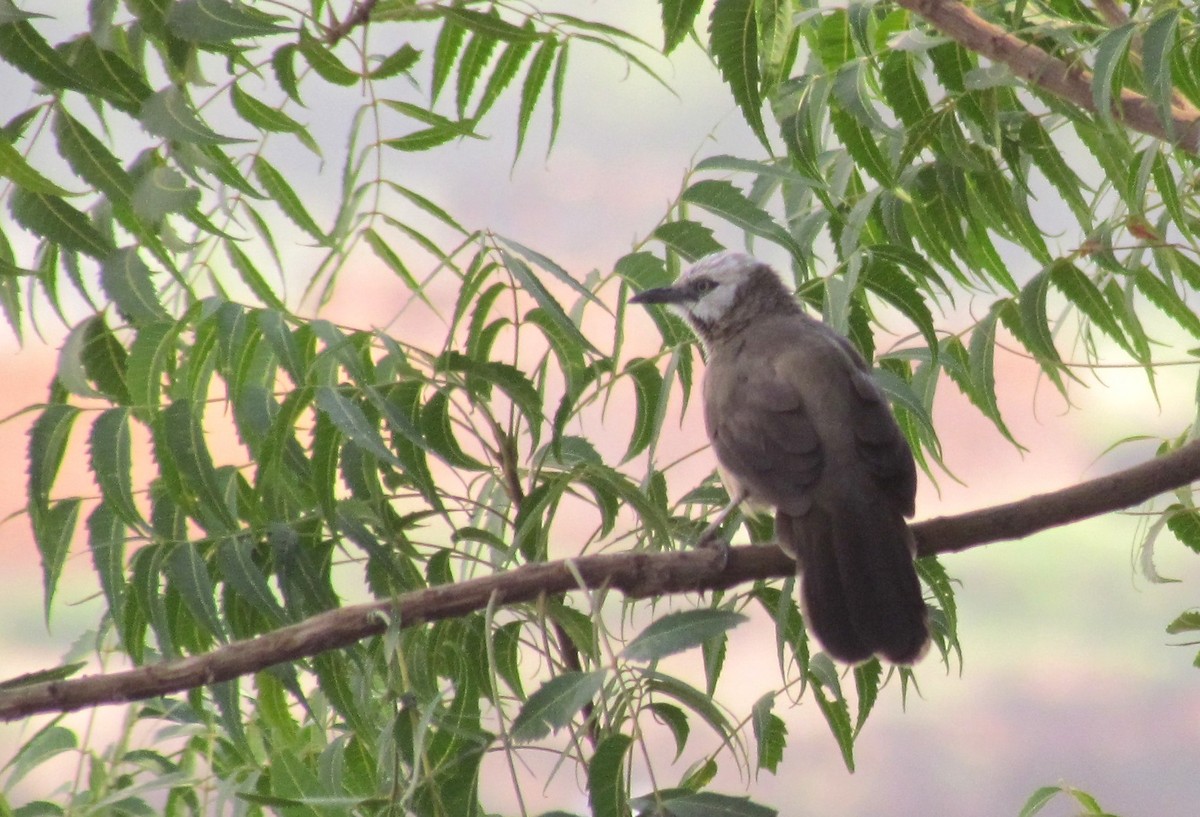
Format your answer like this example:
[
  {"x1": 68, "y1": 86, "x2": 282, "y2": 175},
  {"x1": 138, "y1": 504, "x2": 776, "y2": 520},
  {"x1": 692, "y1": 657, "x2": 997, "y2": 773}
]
[{"x1": 704, "y1": 320, "x2": 916, "y2": 517}]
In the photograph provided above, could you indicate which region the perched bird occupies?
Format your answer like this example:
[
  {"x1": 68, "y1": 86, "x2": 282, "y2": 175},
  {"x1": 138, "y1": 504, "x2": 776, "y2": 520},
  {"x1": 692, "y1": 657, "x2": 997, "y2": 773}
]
[{"x1": 630, "y1": 252, "x2": 929, "y2": 664}]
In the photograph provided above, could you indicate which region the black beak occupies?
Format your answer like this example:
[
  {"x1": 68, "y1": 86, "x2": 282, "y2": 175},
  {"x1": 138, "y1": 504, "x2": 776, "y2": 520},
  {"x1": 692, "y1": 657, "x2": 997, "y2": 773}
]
[{"x1": 630, "y1": 286, "x2": 689, "y2": 305}]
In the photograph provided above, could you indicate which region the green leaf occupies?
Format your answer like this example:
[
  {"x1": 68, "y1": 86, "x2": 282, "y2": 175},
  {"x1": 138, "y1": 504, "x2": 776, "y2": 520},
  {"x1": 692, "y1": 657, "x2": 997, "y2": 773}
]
[
  {"x1": 226, "y1": 242, "x2": 286, "y2": 311},
  {"x1": 1048, "y1": 261, "x2": 1130, "y2": 353},
  {"x1": 751, "y1": 694, "x2": 786, "y2": 774},
  {"x1": 230, "y1": 82, "x2": 305, "y2": 134},
  {"x1": 59, "y1": 35, "x2": 152, "y2": 113},
  {"x1": 371, "y1": 43, "x2": 420, "y2": 79},
  {"x1": 167, "y1": 0, "x2": 288, "y2": 42},
  {"x1": 100, "y1": 248, "x2": 171, "y2": 324},
  {"x1": 709, "y1": 0, "x2": 768, "y2": 150},
  {"x1": 661, "y1": 0, "x2": 704, "y2": 53},
  {"x1": 140, "y1": 87, "x2": 246, "y2": 144},
  {"x1": 89, "y1": 408, "x2": 144, "y2": 529},
  {"x1": 473, "y1": 36, "x2": 532, "y2": 120},
  {"x1": 4, "y1": 724, "x2": 77, "y2": 789},
  {"x1": 34, "y1": 498, "x2": 80, "y2": 623},
  {"x1": 654, "y1": 220, "x2": 724, "y2": 261},
  {"x1": 165, "y1": 541, "x2": 226, "y2": 642},
  {"x1": 253, "y1": 156, "x2": 326, "y2": 243},
  {"x1": 861, "y1": 257, "x2": 938, "y2": 352},
  {"x1": 87, "y1": 502, "x2": 126, "y2": 620},
  {"x1": 516, "y1": 37, "x2": 557, "y2": 159},
  {"x1": 314, "y1": 386, "x2": 404, "y2": 469},
  {"x1": 420, "y1": 389, "x2": 488, "y2": 470},
  {"x1": 622, "y1": 358, "x2": 663, "y2": 461},
  {"x1": 499, "y1": 249, "x2": 600, "y2": 354},
  {"x1": 0, "y1": 20, "x2": 82, "y2": 92},
  {"x1": 132, "y1": 166, "x2": 201, "y2": 221},
  {"x1": 1092, "y1": 23, "x2": 1135, "y2": 124},
  {"x1": 962, "y1": 307, "x2": 1019, "y2": 446},
  {"x1": 80, "y1": 314, "x2": 131, "y2": 404},
  {"x1": 648, "y1": 701, "x2": 690, "y2": 759},
  {"x1": 879, "y1": 50, "x2": 932, "y2": 129},
  {"x1": 27, "y1": 403, "x2": 80, "y2": 511},
  {"x1": 655, "y1": 791, "x2": 777, "y2": 817},
  {"x1": 682, "y1": 179, "x2": 802, "y2": 260},
  {"x1": 587, "y1": 733, "x2": 633, "y2": 817},
  {"x1": 623, "y1": 609, "x2": 747, "y2": 662},
  {"x1": 1134, "y1": 269, "x2": 1200, "y2": 339},
  {"x1": 510, "y1": 670, "x2": 606, "y2": 742},
  {"x1": 444, "y1": 7, "x2": 543, "y2": 43},
  {"x1": 809, "y1": 665, "x2": 855, "y2": 770},
  {"x1": 456, "y1": 29, "x2": 499, "y2": 117},
  {"x1": 1166, "y1": 609, "x2": 1200, "y2": 633},
  {"x1": 162, "y1": 399, "x2": 238, "y2": 533},
  {"x1": 9, "y1": 188, "x2": 113, "y2": 259},
  {"x1": 497, "y1": 236, "x2": 605, "y2": 310},
  {"x1": 1166, "y1": 505, "x2": 1200, "y2": 554},
  {"x1": 830, "y1": 105, "x2": 892, "y2": 185},
  {"x1": 0, "y1": 0, "x2": 48, "y2": 23},
  {"x1": 0, "y1": 140, "x2": 69, "y2": 195}
]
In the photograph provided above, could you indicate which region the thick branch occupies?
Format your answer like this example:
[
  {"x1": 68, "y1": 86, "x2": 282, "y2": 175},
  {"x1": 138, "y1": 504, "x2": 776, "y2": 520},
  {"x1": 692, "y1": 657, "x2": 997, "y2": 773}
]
[
  {"x1": 2, "y1": 440, "x2": 1199, "y2": 721},
  {"x1": 895, "y1": 0, "x2": 1200, "y2": 152}
]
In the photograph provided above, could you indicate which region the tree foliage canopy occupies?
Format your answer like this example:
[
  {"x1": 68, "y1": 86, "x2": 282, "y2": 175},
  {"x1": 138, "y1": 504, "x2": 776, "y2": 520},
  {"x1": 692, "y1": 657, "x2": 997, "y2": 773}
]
[{"x1": 2, "y1": 1, "x2": 1200, "y2": 815}]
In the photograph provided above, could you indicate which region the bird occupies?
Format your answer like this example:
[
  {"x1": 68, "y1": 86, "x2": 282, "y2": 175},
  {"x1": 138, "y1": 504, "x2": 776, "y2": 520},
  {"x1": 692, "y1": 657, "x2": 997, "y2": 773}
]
[{"x1": 630, "y1": 251, "x2": 930, "y2": 664}]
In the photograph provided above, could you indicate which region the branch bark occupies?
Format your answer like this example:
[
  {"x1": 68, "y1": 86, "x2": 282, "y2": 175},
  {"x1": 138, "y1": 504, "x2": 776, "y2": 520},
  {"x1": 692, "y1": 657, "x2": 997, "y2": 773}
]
[
  {"x1": 895, "y1": 0, "x2": 1200, "y2": 152},
  {"x1": 2, "y1": 440, "x2": 1198, "y2": 721}
]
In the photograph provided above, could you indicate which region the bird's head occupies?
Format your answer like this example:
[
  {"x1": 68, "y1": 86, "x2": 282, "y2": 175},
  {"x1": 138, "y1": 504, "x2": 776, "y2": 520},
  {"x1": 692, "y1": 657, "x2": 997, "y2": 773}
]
[{"x1": 630, "y1": 252, "x2": 795, "y2": 341}]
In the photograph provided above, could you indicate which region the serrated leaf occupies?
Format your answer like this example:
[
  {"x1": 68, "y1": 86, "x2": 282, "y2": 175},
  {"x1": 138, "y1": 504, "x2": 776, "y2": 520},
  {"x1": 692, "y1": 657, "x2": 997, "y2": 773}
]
[
  {"x1": 751, "y1": 694, "x2": 786, "y2": 774},
  {"x1": 1016, "y1": 270, "x2": 1065, "y2": 368},
  {"x1": 162, "y1": 399, "x2": 238, "y2": 532},
  {"x1": 809, "y1": 667, "x2": 855, "y2": 770},
  {"x1": 230, "y1": 82, "x2": 305, "y2": 135},
  {"x1": 587, "y1": 733, "x2": 633, "y2": 817},
  {"x1": 9, "y1": 187, "x2": 113, "y2": 258},
  {"x1": 132, "y1": 166, "x2": 201, "y2": 221},
  {"x1": 623, "y1": 609, "x2": 747, "y2": 662},
  {"x1": 681, "y1": 179, "x2": 802, "y2": 260},
  {"x1": 516, "y1": 37, "x2": 557, "y2": 159},
  {"x1": 100, "y1": 248, "x2": 171, "y2": 324},
  {"x1": 499, "y1": 249, "x2": 599, "y2": 354},
  {"x1": 371, "y1": 42, "x2": 420, "y2": 79},
  {"x1": 852, "y1": 658, "x2": 881, "y2": 733},
  {"x1": 879, "y1": 50, "x2": 932, "y2": 128},
  {"x1": 165, "y1": 541, "x2": 226, "y2": 642},
  {"x1": 314, "y1": 386, "x2": 404, "y2": 470},
  {"x1": 1166, "y1": 609, "x2": 1200, "y2": 634},
  {"x1": 299, "y1": 29, "x2": 358, "y2": 85},
  {"x1": 473, "y1": 36, "x2": 531, "y2": 120},
  {"x1": 87, "y1": 502, "x2": 126, "y2": 620},
  {"x1": 34, "y1": 498, "x2": 80, "y2": 623},
  {"x1": 709, "y1": 0, "x2": 767, "y2": 150},
  {"x1": 963, "y1": 306, "x2": 1019, "y2": 445},
  {"x1": 622, "y1": 358, "x2": 662, "y2": 461},
  {"x1": 167, "y1": 0, "x2": 288, "y2": 42},
  {"x1": 0, "y1": 140, "x2": 69, "y2": 195},
  {"x1": 4, "y1": 724, "x2": 77, "y2": 789},
  {"x1": 59, "y1": 35, "x2": 151, "y2": 113},
  {"x1": 654, "y1": 219, "x2": 724, "y2": 261},
  {"x1": 497, "y1": 236, "x2": 605, "y2": 310},
  {"x1": 658, "y1": 791, "x2": 777, "y2": 817},
  {"x1": 226, "y1": 242, "x2": 286, "y2": 311},
  {"x1": 439, "y1": 351, "x2": 544, "y2": 445},
  {"x1": 253, "y1": 156, "x2": 326, "y2": 243},
  {"x1": 1048, "y1": 261, "x2": 1130, "y2": 353},
  {"x1": 511, "y1": 670, "x2": 606, "y2": 741},
  {"x1": 140, "y1": 87, "x2": 246, "y2": 144},
  {"x1": 1092, "y1": 23, "x2": 1135, "y2": 124},
  {"x1": 27, "y1": 403, "x2": 80, "y2": 510},
  {"x1": 0, "y1": 20, "x2": 82, "y2": 91},
  {"x1": 830, "y1": 105, "x2": 892, "y2": 185},
  {"x1": 420, "y1": 389, "x2": 488, "y2": 470},
  {"x1": 445, "y1": 7, "x2": 542, "y2": 43},
  {"x1": 861, "y1": 258, "x2": 938, "y2": 352},
  {"x1": 648, "y1": 701, "x2": 690, "y2": 760},
  {"x1": 1134, "y1": 269, "x2": 1200, "y2": 339},
  {"x1": 1166, "y1": 505, "x2": 1200, "y2": 554},
  {"x1": 661, "y1": 0, "x2": 704, "y2": 53},
  {"x1": 217, "y1": 537, "x2": 287, "y2": 626},
  {"x1": 456, "y1": 29, "x2": 499, "y2": 117},
  {"x1": 89, "y1": 407, "x2": 144, "y2": 529}
]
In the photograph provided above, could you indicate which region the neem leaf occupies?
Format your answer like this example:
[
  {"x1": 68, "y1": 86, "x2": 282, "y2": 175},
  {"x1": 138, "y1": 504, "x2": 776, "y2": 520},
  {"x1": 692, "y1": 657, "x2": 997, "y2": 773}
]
[
  {"x1": 709, "y1": 0, "x2": 768, "y2": 150},
  {"x1": 622, "y1": 609, "x2": 748, "y2": 662},
  {"x1": 510, "y1": 670, "x2": 606, "y2": 742}
]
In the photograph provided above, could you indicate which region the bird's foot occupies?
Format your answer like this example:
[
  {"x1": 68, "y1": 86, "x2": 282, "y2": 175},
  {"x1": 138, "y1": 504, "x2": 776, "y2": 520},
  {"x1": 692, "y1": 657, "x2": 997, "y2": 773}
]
[{"x1": 695, "y1": 530, "x2": 731, "y2": 571}]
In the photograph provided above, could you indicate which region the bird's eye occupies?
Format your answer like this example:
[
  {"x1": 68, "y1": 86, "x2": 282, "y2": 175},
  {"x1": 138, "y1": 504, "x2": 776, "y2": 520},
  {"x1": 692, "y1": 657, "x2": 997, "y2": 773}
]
[{"x1": 693, "y1": 279, "x2": 717, "y2": 294}]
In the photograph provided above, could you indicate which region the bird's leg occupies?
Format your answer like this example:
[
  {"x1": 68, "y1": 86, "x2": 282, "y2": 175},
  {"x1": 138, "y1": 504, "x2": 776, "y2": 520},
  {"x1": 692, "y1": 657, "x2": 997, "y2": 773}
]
[{"x1": 695, "y1": 488, "x2": 747, "y2": 568}]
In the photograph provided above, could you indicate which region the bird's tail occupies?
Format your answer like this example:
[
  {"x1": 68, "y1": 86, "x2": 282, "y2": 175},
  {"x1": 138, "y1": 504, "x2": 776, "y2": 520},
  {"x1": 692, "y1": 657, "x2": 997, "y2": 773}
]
[{"x1": 777, "y1": 499, "x2": 929, "y2": 665}]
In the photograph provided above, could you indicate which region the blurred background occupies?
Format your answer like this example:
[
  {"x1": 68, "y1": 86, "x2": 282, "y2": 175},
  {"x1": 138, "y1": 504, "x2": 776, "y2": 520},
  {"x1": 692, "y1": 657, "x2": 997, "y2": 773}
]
[{"x1": 2, "y1": 4, "x2": 1199, "y2": 815}]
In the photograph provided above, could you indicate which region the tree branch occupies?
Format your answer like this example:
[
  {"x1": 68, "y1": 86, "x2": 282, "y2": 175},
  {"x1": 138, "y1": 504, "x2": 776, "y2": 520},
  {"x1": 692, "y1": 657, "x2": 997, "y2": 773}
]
[
  {"x1": 2, "y1": 440, "x2": 1198, "y2": 722},
  {"x1": 894, "y1": 0, "x2": 1200, "y2": 152}
]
